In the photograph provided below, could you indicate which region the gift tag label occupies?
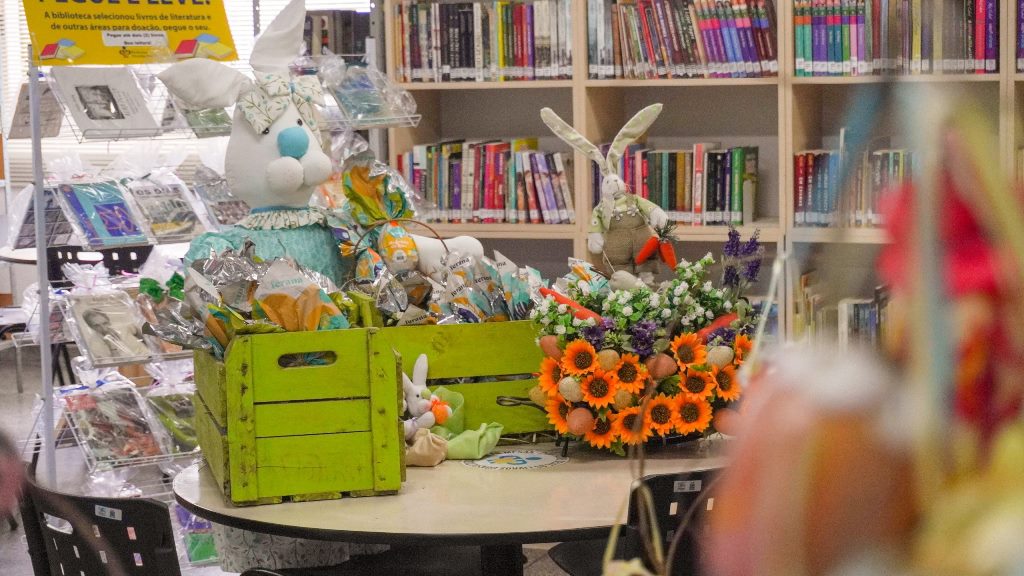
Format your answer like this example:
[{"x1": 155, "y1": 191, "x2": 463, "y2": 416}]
[
  {"x1": 94, "y1": 505, "x2": 122, "y2": 521},
  {"x1": 673, "y1": 479, "x2": 702, "y2": 493}
]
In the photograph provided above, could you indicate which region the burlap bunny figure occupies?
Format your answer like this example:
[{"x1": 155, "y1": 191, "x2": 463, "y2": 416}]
[{"x1": 540, "y1": 104, "x2": 668, "y2": 275}]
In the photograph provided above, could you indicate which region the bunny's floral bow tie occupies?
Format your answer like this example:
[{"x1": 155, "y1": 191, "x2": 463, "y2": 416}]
[{"x1": 238, "y1": 73, "x2": 323, "y2": 137}]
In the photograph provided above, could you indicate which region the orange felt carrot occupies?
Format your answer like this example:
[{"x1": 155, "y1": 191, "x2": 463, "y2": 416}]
[
  {"x1": 635, "y1": 236, "x2": 661, "y2": 265},
  {"x1": 658, "y1": 240, "x2": 677, "y2": 268},
  {"x1": 696, "y1": 313, "x2": 739, "y2": 342},
  {"x1": 539, "y1": 287, "x2": 602, "y2": 321}
]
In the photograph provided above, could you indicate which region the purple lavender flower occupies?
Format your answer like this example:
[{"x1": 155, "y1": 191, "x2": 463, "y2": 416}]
[
  {"x1": 723, "y1": 228, "x2": 742, "y2": 258},
  {"x1": 740, "y1": 230, "x2": 761, "y2": 257},
  {"x1": 705, "y1": 326, "x2": 736, "y2": 346},
  {"x1": 723, "y1": 265, "x2": 741, "y2": 289},
  {"x1": 581, "y1": 318, "x2": 610, "y2": 349},
  {"x1": 743, "y1": 258, "x2": 762, "y2": 283},
  {"x1": 628, "y1": 320, "x2": 658, "y2": 357}
]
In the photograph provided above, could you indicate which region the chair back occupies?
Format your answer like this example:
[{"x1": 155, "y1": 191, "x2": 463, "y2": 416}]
[
  {"x1": 19, "y1": 476, "x2": 181, "y2": 576},
  {"x1": 626, "y1": 467, "x2": 722, "y2": 576}
]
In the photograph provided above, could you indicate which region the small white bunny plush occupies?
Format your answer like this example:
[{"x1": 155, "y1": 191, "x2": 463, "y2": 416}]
[
  {"x1": 540, "y1": 104, "x2": 668, "y2": 275},
  {"x1": 402, "y1": 354, "x2": 452, "y2": 441}
]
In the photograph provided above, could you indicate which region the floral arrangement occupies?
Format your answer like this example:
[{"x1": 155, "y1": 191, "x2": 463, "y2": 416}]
[{"x1": 530, "y1": 228, "x2": 764, "y2": 454}]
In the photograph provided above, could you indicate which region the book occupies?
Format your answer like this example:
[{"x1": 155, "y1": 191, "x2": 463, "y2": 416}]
[
  {"x1": 192, "y1": 167, "x2": 251, "y2": 229},
  {"x1": 8, "y1": 82, "x2": 63, "y2": 139},
  {"x1": 56, "y1": 181, "x2": 148, "y2": 248},
  {"x1": 174, "y1": 39, "x2": 199, "y2": 59},
  {"x1": 49, "y1": 67, "x2": 160, "y2": 138},
  {"x1": 396, "y1": 0, "x2": 572, "y2": 82},
  {"x1": 125, "y1": 179, "x2": 206, "y2": 243},
  {"x1": 182, "y1": 107, "x2": 232, "y2": 138},
  {"x1": 10, "y1": 186, "x2": 75, "y2": 249}
]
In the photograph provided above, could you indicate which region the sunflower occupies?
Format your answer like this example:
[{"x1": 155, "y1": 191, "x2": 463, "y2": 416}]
[
  {"x1": 581, "y1": 369, "x2": 617, "y2": 409},
  {"x1": 546, "y1": 395, "x2": 571, "y2": 434},
  {"x1": 562, "y1": 340, "x2": 599, "y2": 376},
  {"x1": 681, "y1": 368, "x2": 716, "y2": 399},
  {"x1": 615, "y1": 406, "x2": 653, "y2": 445},
  {"x1": 538, "y1": 357, "x2": 563, "y2": 395},
  {"x1": 713, "y1": 364, "x2": 741, "y2": 402},
  {"x1": 613, "y1": 353, "x2": 647, "y2": 394},
  {"x1": 675, "y1": 396, "x2": 713, "y2": 435},
  {"x1": 734, "y1": 333, "x2": 753, "y2": 362},
  {"x1": 671, "y1": 333, "x2": 707, "y2": 369},
  {"x1": 585, "y1": 414, "x2": 617, "y2": 449},
  {"x1": 644, "y1": 394, "x2": 678, "y2": 436}
]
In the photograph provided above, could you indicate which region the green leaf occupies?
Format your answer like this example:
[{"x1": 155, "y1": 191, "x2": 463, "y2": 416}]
[{"x1": 653, "y1": 338, "x2": 670, "y2": 353}]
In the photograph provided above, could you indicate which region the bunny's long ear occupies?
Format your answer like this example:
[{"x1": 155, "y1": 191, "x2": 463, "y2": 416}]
[
  {"x1": 250, "y1": 0, "x2": 307, "y2": 73},
  {"x1": 158, "y1": 59, "x2": 250, "y2": 109},
  {"x1": 540, "y1": 107, "x2": 607, "y2": 174},
  {"x1": 606, "y1": 103, "x2": 663, "y2": 175}
]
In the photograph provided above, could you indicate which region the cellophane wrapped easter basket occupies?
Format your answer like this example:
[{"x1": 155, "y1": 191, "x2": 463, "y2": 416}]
[{"x1": 531, "y1": 229, "x2": 765, "y2": 454}]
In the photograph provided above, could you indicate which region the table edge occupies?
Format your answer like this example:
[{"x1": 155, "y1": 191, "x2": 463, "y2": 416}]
[{"x1": 173, "y1": 490, "x2": 614, "y2": 545}]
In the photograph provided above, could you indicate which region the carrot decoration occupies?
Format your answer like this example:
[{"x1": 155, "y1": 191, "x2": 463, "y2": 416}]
[
  {"x1": 635, "y1": 236, "x2": 661, "y2": 265},
  {"x1": 638, "y1": 221, "x2": 678, "y2": 267},
  {"x1": 696, "y1": 313, "x2": 739, "y2": 342},
  {"x1": 659, "y1": 240, "x2": 677, "y2": 268},
  {"x1": 539, "y1": 287, "x2": 602, "y2": 321}
]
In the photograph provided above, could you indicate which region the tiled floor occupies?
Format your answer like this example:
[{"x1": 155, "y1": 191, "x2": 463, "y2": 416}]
[{"x1": 0, "y1": 346, "x2": 570, "y2": 575}]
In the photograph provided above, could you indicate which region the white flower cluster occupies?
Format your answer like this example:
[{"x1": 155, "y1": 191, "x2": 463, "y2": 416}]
[
  {"x1": 657, "y1": 253, "x2": 735, "y2": 332},
  {"x1": 530, "y1": 295, "x2": 597, "y2": 340}
]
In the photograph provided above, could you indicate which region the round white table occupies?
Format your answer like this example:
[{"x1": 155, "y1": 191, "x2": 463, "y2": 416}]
[{"x1": 173, "y1": 441, "x2": 726, "y2": 575}]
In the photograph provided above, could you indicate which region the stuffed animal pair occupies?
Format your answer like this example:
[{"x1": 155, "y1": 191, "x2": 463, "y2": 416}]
[
  {"x1": 540, "y1": 104, "x2": 669, "y2": 276},
  {"x1": 160, "y1": 0, "x2": 481, "y2": 284}
]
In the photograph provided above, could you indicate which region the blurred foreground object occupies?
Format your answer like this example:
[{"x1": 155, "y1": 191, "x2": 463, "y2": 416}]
[
  {"x1": 706, "y1": 349, "x2": 915, "y2": 575},
  {"x1": 707, "y1": 111, "x2": 1024, "y2": 575}
]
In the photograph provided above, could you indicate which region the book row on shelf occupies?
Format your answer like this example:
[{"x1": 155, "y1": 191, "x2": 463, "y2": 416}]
[
  {"x1": 796, "y1": 274, "x2": 891, "y2": 350},
  {"x1": 392, "y1": 0, "x2": 574, "y2": 82},
  {"x1": 590, "y1": 0, "x2": 779, "y2": 79},
  {"x1": 794, "y1": 0, "x2": 999, "y2": 76},
  {"x1": 1018, "y1": 0, "x2": 1024, "y2": 70},
  {"x1": 793, "y1": 147, "x2": 913, "y2": 228},
  {"x1": 593, "y1": 143, "x2": 760, "y2": 225},
  {"x1": 396, "y1": 139, "x2": 577, "y2": 224},
  {"x1": 303, "y1": 9, "x2": 372, "y2": 57}
]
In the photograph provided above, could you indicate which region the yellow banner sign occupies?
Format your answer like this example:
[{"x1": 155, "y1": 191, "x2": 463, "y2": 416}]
[{"x1": 23, "y1": 0, "x2": 237, "y2": 66}]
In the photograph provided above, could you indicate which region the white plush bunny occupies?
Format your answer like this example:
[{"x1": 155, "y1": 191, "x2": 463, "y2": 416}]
[
  {"x1": 402, "y1": 354, "x2": 452, "y2": 441},
  {"x1": 540, "y1": 104, "x2": 668, "y2": 274},
  {"x1": 160, "y1": 0, "x2": 350, "y2": 281},
  {"x1": 161, "y1": 0, "x2": 481, "y2": 284}
]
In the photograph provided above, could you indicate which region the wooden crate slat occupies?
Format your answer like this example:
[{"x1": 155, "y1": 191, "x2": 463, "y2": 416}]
[
  {"x1": 254, "y1": 433, "x2": 376, "y2": 498},
  {"x1": 195, "y1": 397, "x2": 228, "y2": 493},
  {"x1": 194, "y1": 349, "x2": 227, "y2": 428},
  {"x1": 225, "y1": 336, "x2": 259, "y2": 503},
  {"x1": 381, "y1": 321, "x2": 542, "y2": 379},
  {"x1": 368, "y1": 329, "x2": 404, "y2": 493},
  {"x1": 249, "y1": 330, "x2": 371, "y2": 403},
  {"x1": 253, "y1": 399, "x2": 372, "y2": 438},
  {"x1": 441, "y1": 378, "x2": 549, "y2": 435}
]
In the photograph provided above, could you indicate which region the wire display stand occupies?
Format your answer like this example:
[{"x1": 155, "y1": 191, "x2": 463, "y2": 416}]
[{"x1": 40, "y1": 60, "x2": 419, "y2": 142}]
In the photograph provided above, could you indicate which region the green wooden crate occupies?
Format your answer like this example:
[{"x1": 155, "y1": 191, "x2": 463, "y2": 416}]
[
  {"x1": 193, "y1": 328, "x2": 404, "y2": 506},
  {"x1": 378, "y1": 321, "x2": 549, "y2": 435}
]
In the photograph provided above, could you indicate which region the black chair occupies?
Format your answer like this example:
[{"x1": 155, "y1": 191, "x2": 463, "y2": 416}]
[
  {"x1": 240, "y1": 545, "x2": 486, "y2": 576},
  {"x1": 548, "y1": 467, "x2": 722, "y2": 576},
  {"x1": 19, "y1": 475, "x2": 182, "y2": 576}
]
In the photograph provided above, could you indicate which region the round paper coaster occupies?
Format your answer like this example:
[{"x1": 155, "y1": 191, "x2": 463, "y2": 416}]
[{"x1": 463, "y1": 450, "x2": 569, "y2": 470}]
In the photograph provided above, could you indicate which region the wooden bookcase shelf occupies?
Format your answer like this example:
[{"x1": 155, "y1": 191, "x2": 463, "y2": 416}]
[{"x1": 384, "y1": 0, "x2": 1019, "y2": 340}]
